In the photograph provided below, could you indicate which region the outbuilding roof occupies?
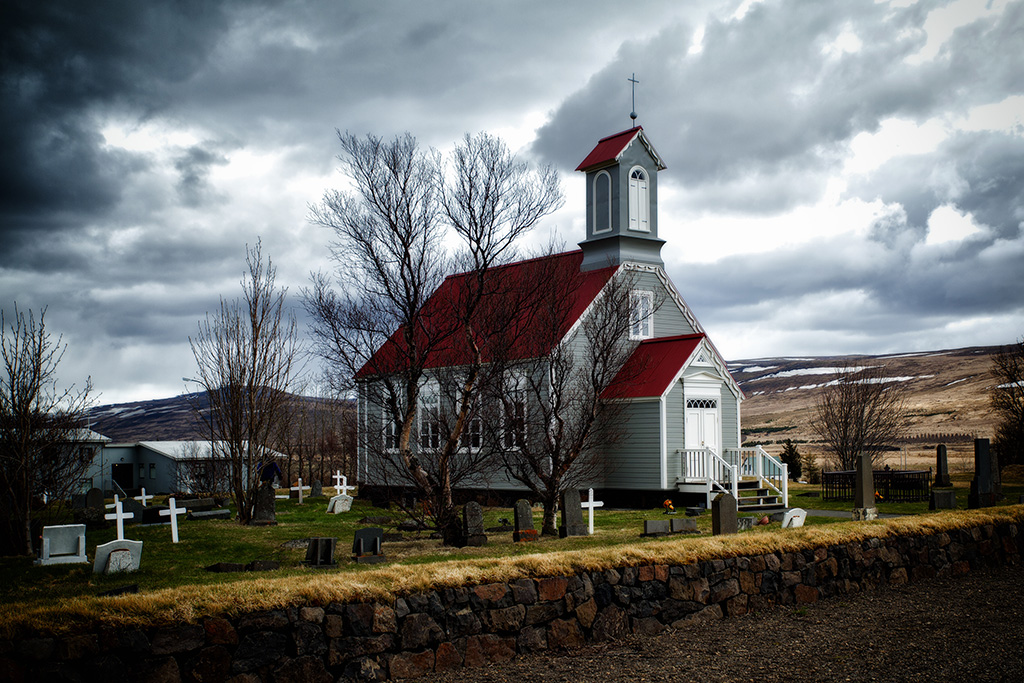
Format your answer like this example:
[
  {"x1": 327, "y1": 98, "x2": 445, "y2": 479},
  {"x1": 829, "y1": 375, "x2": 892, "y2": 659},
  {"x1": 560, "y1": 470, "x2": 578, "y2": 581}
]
[
  {"x1": 355, "y1": 250, "x2": 618, "y2": 378},
  {"x1": 603, "y1": 333, "x2": 706, "y2": 399}
]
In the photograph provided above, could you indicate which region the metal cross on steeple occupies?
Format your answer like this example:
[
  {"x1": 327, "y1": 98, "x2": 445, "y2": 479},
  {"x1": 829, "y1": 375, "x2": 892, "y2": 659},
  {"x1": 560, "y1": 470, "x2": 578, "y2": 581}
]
[{"x1": 628, "y1": 73, "x2": 640, "y2": 127}]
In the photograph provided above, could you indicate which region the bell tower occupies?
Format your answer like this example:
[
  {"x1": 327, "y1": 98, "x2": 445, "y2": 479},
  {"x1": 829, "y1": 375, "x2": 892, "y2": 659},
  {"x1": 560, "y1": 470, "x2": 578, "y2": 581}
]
[{"x1": 576, "y1": 126, "x2": 666, "y2": 272}]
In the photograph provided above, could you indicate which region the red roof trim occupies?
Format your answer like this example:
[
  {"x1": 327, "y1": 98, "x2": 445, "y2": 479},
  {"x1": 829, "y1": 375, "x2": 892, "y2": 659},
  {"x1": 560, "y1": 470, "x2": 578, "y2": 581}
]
[
  {"x1": 575, "y1": 127, "x2": 643, "y2": 172},
  {"x1": 603, "y1": 333, "x2": 706, "y2": 399}
]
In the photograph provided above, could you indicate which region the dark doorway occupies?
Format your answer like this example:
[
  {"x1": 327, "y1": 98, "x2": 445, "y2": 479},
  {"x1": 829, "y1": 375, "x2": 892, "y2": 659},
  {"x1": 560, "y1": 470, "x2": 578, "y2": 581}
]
[{"x1": 111, "y1": 463, "x2": 134, "y2": 491}]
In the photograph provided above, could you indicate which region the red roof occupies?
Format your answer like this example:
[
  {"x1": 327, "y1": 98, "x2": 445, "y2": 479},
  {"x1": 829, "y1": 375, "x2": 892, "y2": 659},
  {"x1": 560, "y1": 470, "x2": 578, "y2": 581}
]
[
  {"x1": 355, "y1": 251, "x2": 618, "y2": 379},
  {"x1": 575, "y1": 127, "x2": 644, "y2": 172},
  {"x1": 603, "y1": 334, "x2": 706, "y2": 399}
]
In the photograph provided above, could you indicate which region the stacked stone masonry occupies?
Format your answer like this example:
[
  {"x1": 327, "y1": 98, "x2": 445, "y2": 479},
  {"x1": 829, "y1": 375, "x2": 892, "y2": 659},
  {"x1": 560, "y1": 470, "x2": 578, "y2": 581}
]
[{"x1": 3, "y1": 521, "x2": 1020, "y2": 682}]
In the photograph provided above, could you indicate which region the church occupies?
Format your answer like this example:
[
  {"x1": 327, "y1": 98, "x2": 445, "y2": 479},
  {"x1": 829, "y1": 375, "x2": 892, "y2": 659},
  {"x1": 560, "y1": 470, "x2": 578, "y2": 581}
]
[{"x1": 356, "y1": 125, "x2": 789, "y2": 510}]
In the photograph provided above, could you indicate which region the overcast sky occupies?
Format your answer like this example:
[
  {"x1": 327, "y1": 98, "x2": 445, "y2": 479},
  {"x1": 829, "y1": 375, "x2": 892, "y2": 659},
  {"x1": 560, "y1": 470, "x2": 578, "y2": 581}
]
[{"x1": 2, "y1": 0, "x2": 1023, "y2": 405}]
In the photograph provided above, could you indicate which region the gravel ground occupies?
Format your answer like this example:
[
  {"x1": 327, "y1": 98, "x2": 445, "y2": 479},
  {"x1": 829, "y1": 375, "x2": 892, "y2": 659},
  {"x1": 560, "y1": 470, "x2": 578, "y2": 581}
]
[{"x1": 422, "y1": 563, "x2": 1024, "y2": 683}]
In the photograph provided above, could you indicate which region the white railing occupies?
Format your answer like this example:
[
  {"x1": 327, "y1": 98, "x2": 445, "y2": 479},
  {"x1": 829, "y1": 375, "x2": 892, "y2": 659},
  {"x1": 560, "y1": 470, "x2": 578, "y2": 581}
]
[{"x1": 679, "y1": 445, "x2": 788, "y2": 508}]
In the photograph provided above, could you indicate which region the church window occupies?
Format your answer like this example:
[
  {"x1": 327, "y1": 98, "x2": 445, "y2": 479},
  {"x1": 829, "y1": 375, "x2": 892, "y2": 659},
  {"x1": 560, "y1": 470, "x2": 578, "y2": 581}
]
[
  {"x1": 686, "y1": 398, "x2": 718, "y2": 409},
  {"x1": 383, "y1": 407, "x2": 400, "y2": 451},
  {"x1": 630, "y1": 290, "x2": 654, "y2": 339},
  {"x1": 503, "y1": 394, "x2": 526, "y2": 450},
  {"x1": 594, "y1": 171, "x2": 612, "y2": 234},
  {"x1": 419, "y1": 387, "x2": 441, "y2": 450},
  {"x1": 460, "y1": 415, "x2": 482, "y2": 450},
  {"x1": 628, "y1": 167, "x2": 649, "y2": 232}
]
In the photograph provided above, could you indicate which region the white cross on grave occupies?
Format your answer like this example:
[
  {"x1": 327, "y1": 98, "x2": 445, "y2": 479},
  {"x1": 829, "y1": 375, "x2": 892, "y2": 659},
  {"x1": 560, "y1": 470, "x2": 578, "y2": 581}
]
[
  {"x1": 134, "y1": 488, "x2": 152, "y2": 507},
  {"x1": 104, "y1": 500, "x2": 135, "y2": 541},
  {"x1": 291, "y1": 478, "x2": 311, "y2": 504},
  {"x1": 159, "y1": 497, "x2": 187, "y2": 543},
  {"x1": 105, "y1": 493, "x2": 120, "y2": 510},
  {"x1": 333, "y1": 471, "x2": 355, "y2": 497},
  {"x1": 581, "y1": 488, "x2": 604, "y2": 535}
]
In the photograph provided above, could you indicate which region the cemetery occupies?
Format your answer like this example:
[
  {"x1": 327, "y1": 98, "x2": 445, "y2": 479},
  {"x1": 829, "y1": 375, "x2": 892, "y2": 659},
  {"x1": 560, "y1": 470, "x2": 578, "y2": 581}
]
[{"x1": 2, "y1": 463, "x2": 1024, "y2": 680}]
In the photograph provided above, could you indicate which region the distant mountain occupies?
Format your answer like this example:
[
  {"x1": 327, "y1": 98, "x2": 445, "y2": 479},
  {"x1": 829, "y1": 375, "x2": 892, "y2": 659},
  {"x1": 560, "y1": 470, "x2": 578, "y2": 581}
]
[
  {"x1": 732, "y1": 345, "x2": 1004, "y2": 450},
  {"x1": 88, "y1": 393, "x2": 210, "y2": 442}
]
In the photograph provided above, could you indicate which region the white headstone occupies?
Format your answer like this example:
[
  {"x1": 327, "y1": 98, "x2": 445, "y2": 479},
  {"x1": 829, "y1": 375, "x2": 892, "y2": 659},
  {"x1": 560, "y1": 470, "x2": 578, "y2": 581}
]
[
  {"x1": 35, "y1": 524, "x2": 88, "y2": 565},
  {"x1": 93, "y1": 539, "x2": 143, "y2": 574},
  {"x1": 782, "y1": 508, "x2": 807, "y2": 529},
  {"x1": 581, "y1": 488, "x2": 604, "y2": 535},
  {"x1": 333, "y1": 471, "x2": 355, "y2": 497},
  {"x1": 133, "y1": 488, "x2": 152, "y2": 507},
  {"x1": 104, "y1": 500, "x2": 135, "y2": 541},
  {"x1": 159, "y1": 497, "x2": 188, "y2": 543},
  {"x1": 327, "y1": 494, "x2": 354, "y2": 514}
]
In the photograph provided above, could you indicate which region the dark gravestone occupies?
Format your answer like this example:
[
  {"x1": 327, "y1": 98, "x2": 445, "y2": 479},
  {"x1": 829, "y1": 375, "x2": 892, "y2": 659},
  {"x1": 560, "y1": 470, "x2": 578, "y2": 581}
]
[
  {"x1": 121, "y1": 497, "x2": 145, "y2": 525},
  {"x1": 141, "y1": 505, "x2": 168, "y2": 525},
  {"x1": 187, "y1": 509, "x2": 232, "y2": 521},
  {"x1": 685, "y1": 506, "x2": 704, "y2": 517},
  {"x1": 558, "y1": 490, "x2": 588, "y2": 538},
  {"x1": 929, "y1": 489, "x2": 957, "y2": 510},
  {"x1": 671, "y1": 517, "x2": 697, "y2": 534},
  {"x1": 462, "y1": 501, "x2": 487, "y2": 547},
  {"x1": 513, "y1": 499, "x2": 538, "y2": 542},
  {"x1": 310, "y1": 479, "x2": 323, "y2": 498},
  {"x1": 934, "y1": 444, "x2": 952, "y2": 487},
  {"x1": 251, "y1": 481, "x2": 277, "y2": 526},
  {"x1": 969, "y1": 438, "x2": 995, "y2": 509},
  {"x1": 352, "y1": 528, "x2": 386, "y2": 564},
  {"x1": 305, "y1": 538, "x2": 337, "y2": 568},
  {"x1": 711, "y1": 493, "x2": 738, "y2": 535},
  {"x1": 853, "y1": 452, "x2": 878, "y2": 520},
  {"x1": 86, "y1": 487, "x2": 104, "y2": 510},
  {"x1": 642, "y1": 520, "x2": 671, "y2": 536},
  {"x1": 180, "y1": 498, "x2": 216, "y2": 512}
]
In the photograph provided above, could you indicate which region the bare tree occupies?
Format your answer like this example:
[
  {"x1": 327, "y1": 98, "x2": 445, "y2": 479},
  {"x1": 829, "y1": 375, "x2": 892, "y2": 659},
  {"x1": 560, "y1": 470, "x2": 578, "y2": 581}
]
[
  {"x1": 484, "y1": 259, "x2": 652, "y2": 534},
  {"x1": 991, "y1": 337, "x2": 1024, "y2": 468},
  {"x1": 812, "y1": 364, "x2": 909, "y2": 471},
  {"x1": 306, "y1": 130, "x2": 561, "y2": 544},
  {"x1": 0, "y1": 305, "x2": 93, "y2": 556},
  {"x1": 189, "y1": 241, "x2": 300, "y2": 524}
]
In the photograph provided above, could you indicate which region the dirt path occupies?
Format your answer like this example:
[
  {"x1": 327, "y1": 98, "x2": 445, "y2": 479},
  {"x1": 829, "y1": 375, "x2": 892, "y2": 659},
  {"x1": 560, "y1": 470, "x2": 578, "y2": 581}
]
[{"x1": 422, "y1": 563, "x2": 1024, "y2": 683}]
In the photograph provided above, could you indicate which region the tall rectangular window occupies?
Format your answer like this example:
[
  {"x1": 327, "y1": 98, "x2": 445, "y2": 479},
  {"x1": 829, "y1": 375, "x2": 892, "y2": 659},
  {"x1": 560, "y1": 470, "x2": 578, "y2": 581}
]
[
  {"x1": 460, "y1": 416, "x2": 482, "y2": 450},
  {"x1": 630, "y1": 290, "x2": 654, "y2": 339},
  {"x1": 383, "y1": 408, "x2": 400, "y2": 451},
  {"x1": 504, "y1": 394, "x2": 526, "y2": 450},
  {"x1": 419, "y1": 388, "x2": 441, "y2": 450}
]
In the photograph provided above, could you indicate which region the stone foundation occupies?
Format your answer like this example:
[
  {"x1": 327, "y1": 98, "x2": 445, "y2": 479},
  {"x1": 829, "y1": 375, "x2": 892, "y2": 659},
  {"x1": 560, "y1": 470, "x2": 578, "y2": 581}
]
[{"x1": 2, "y1": 521, "x2": 1020, "y2": 681}]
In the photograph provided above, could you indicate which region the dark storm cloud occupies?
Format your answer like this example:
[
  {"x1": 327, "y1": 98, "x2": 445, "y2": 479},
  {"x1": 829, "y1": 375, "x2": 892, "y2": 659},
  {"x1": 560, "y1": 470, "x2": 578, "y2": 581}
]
[
  {"x1": 534, "y1": 0, "x2": 1024, "y2": 215},
  {"x1": 175, "y1": 143, "x2": 231, "y2": 206}
]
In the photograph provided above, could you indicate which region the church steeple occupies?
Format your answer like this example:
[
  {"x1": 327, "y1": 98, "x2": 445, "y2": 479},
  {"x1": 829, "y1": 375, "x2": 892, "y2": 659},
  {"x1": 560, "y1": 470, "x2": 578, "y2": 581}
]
[{"x1": 575, "y1": 126, "x2": 666, "y2": 272}]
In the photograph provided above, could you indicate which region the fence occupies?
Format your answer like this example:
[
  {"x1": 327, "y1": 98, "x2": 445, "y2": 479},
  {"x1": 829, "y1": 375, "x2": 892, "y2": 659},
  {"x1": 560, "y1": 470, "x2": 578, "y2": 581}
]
[{"x1": 821, "y1": 468, "x2": 932, "y2": 503}]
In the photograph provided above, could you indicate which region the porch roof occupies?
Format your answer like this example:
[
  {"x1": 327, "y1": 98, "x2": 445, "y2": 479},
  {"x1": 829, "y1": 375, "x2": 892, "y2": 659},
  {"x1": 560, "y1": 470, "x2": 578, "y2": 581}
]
[{"x1": 603, "y1": 333, "x2": 705, "y2": 399}]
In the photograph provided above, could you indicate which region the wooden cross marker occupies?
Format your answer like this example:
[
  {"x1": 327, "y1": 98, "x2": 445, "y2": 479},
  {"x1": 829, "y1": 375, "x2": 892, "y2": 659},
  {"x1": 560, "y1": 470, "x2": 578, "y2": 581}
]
[
  {"x1": 134, "y1": 488, "x2": 152, "y2": 507},
  {"x1": 291, "y1": 478, "x2": 311, "y2": 504},
  {"x1": 104, "y1": 500, "x2": 135, "y2": 541},
  {"x1": 159, "y1": 497, "x2": 187, "y2": 543},
  {"x1": 581, "y1": 488, "x2": 604, "y2": 535},
  {"x1": 105, "y1": 493, "x2": 120, "y2": 510},
  {"x1": 333, "y1": 470, "x2": 354, "y2": 497}
]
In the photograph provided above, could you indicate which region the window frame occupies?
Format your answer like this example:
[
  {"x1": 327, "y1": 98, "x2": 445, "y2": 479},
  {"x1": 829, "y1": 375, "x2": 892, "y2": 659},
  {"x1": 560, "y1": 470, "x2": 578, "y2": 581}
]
[
  {"x1": 593, "y1": 170, "x2": 613, "y2": 235},
  {"x1": 627, "y1": 166, "x2": 650, "y2": 233},
  {"x1": 630, "y1": 289, "x2": 654, "y2": 340}
]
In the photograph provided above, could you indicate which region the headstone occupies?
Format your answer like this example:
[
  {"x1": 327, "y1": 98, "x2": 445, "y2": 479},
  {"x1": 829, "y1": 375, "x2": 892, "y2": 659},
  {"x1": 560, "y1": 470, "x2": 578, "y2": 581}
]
[
  {"x1": 159, "y1": 497, "x2": 187, "y2": 543},
  {"x1": 852, "y1": 452, "x2": 878, "y2": 521},
  {"x1": 251, "y1": 481, "x2": 277, "y2": 525},
  {"x1": 179, "y1": 498, "x2": 216, "y2": 512},
  {"x1": 310, "y1": 479, "x2": 323, "y2": 498},
  {"x1": 85, "y1": 487, "x2": 104, "y2": 510},
  {"x1": 104, "y1": 500, "x2": 135, "y2": 541},
  {"x1": 685, "y1": 506, "x2": 704, "y2": 517},
  {"x1": 968, "y1": 438, "x2": 995, "y2": 509},
  {"x1": 929, "y1": 489, "x2": 957, "y2": 510},
  {"x1": 558, "y1": 489, "x2": 588, "y2": 538},
  {"x1": 670, "y1": 517, "x2": 697, "y2": 534},
  {"x1": 305, "y1": 537, "x2": 337, "y2": 567},
  {"x1": 35, "y1": 524, "x2": 88, "y2": 565},
  {"x1": 581, "y1": 488, "x2": 604, "y2": 535},
  {"x1": 513, "y1": 499, "x2": 537, "y2": 542},
  {"x1": 642, "y1": 519, "x2": 671, "y2": 536},
  {"x1": 462, "y1": 501, "x2": 487, "y2": 547},
  {"x1": 188, "y1": 509, "x2": 232, "y2": 521},
  {"x1": 781, "y1": 508, "x2": 807, "y2": 528},
  {"x1": 327, "y1": 494, "x2": 354, "y2": 514},
  {"x1": 121, "y1": 496, "x2": 146, "y2": 524},
  {"x1": 711, "y1": 492, "x2": 738, "y2": 535},
  {"x1": 352, "y1": 528, "x2": 386, "y2": 564},
  {"x1": 934, "y1": 444, "x2": 951, "y2": 487},
  {"x1": 93, "y1": 539, "x2": 143, "y2": 574}
]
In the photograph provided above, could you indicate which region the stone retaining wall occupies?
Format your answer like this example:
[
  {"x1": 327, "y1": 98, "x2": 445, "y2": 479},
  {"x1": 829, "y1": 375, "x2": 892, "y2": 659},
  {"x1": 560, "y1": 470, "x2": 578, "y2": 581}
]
[{"x1": 3, "y1": 521, "x2": 1020, "y2": 682}]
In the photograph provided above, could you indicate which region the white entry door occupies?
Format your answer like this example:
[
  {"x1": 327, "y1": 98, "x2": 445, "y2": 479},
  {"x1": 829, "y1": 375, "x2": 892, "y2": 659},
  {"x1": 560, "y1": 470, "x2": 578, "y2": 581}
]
[{"x1": 685, "y1": 398, "x2": 720, "y2": 454}]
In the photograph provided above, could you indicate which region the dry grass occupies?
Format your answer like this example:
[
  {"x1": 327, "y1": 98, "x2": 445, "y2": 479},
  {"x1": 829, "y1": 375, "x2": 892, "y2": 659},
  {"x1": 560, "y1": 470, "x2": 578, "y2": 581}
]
[{"x1": 4, "y1": 505, "x2": 1022, "y2": 639}]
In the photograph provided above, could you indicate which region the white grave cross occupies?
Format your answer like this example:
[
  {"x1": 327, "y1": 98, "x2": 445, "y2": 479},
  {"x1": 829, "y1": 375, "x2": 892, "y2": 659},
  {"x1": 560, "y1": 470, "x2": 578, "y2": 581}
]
[
  {"x1": 105, "y1": 493, "x2": 120, "y2": 510},
  {"x1": 104, "y1": 500, "x2": 135, "y2": 541},
  {"x1": 134, "y1": 488, "x2": 152, "y2": 507},
  {"x1": 291, "y1": 478, "x2": 311, "y2": 504},
  {"x1": 581, "y1": 488, "x2": 604, "y2": 535},
  {"x1": 159, "y1": 497, "x2": 187, "y2": 543},
  {"x1": 333, "y1": 471, "x2": 355, "y2": 497}
]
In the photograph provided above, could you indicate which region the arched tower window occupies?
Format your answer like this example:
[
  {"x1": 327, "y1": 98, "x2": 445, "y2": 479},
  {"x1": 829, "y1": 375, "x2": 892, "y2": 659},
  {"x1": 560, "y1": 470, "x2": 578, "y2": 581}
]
[
  {"x1": 594, "y1": 171, "x2": 611, "y2": 234},
  {"x1": 628, "y1": 166, "x2": 649, "y2": 232}
]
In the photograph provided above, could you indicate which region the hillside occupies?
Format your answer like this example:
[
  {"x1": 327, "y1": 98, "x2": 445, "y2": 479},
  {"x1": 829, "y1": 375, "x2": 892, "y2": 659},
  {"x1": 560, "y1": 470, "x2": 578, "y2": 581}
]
[{"x1": 732, "y1": 345, "x2": 1004, "y2": 470}]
